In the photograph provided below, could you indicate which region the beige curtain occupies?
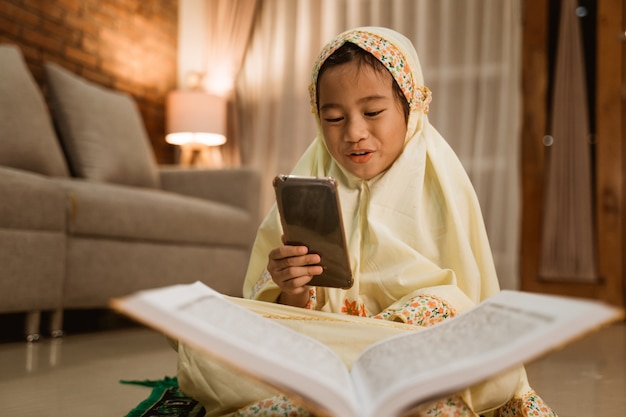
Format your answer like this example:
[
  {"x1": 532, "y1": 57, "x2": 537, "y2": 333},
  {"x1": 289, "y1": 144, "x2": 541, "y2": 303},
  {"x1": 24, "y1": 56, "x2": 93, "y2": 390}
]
[
  {"x1": 237, "y1": 0, "x2": 522, "y2": 289},
  {"x1": 539, "y1": 0, "x2": 597, "y2": 282},
  {"x1": 203, "y1": 0, "x2": 259, "y2": 166}
]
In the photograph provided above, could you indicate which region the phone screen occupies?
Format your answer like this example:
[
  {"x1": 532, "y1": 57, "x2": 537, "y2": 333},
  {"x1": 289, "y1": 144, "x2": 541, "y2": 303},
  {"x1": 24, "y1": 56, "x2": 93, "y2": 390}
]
[
  {"x1": 274, "y1": 175, "x2": 353, "y2": 289},
  {"x1": 280, "y1": 184, "x2": 341, "y2": 241}
]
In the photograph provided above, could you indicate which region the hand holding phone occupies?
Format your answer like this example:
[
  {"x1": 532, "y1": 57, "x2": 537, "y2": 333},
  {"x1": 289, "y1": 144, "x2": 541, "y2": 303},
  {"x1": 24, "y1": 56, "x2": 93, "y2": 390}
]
[{"x1": 273, "y1": 175, "x2": 353, "y2": 289}]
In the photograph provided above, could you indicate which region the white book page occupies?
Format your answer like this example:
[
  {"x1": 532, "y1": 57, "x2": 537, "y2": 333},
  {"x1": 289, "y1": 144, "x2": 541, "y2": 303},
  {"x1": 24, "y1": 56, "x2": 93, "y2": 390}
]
[
  {"x1": 114, "y1": 282, "x2": 360, "y2": 417},
  {"x1": 349, "y1": 290, "x2": 620, "y2": 417}
]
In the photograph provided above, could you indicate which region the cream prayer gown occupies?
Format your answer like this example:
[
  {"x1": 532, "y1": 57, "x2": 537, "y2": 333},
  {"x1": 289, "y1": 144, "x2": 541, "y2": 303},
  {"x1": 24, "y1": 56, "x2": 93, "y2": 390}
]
[{"x1": 177, "y1": 27, "x2": 557, "y2": 417}]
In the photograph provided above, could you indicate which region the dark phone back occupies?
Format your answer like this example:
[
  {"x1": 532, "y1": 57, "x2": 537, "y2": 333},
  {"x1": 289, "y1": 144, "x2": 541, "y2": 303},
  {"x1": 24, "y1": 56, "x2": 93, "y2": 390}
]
[{"x1": 273, "y1": 175, "x2": 353, "y2": 289}]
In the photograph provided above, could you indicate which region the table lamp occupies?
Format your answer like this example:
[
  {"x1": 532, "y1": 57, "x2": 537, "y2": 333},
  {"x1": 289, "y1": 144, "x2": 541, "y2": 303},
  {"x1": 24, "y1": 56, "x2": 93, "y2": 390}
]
[{"x1": 166, "y1": 90, "x2": 227, "y2": 167}]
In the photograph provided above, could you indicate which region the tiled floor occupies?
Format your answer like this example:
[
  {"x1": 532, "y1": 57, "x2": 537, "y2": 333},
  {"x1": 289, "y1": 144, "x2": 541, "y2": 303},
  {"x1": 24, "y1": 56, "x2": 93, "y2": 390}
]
[
  {"x1": 0, "y1": 327, "x2": 178, "y2": 416},
  {"x1": 524, "y1": 321, "x2": 626, "y2": 417},
  {"x1": 0, "y1": 318, "x2": 624, "y2": 416}
]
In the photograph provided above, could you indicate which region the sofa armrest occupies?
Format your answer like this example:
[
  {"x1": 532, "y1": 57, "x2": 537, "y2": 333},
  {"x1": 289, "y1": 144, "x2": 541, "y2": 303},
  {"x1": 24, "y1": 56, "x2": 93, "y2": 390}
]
[
  {"x1": 158, "y1": 166, "x2": 262, "y2": 223},
  {"x1": 0, "y1": 166, "x2": 67, "y2": 231}
]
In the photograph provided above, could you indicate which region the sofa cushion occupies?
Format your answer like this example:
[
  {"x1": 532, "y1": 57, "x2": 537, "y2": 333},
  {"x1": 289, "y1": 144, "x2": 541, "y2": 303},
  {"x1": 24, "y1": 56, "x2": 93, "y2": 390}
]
[
  {"x1": 45, "y1": 63, "x2": 160, "y2": 188},
  {"x1": 58, "y1": 179, "x2": 255, "y2": 247},
  {"x1": 0, "y1": 45, "x2": 69, "y2": 177}
]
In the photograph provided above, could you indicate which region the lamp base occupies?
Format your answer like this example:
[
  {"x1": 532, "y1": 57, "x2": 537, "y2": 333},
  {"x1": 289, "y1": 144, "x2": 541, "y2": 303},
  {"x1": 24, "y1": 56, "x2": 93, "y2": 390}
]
[{"x1": 179, "y1": 144, "x2": 223, "y2": 168}]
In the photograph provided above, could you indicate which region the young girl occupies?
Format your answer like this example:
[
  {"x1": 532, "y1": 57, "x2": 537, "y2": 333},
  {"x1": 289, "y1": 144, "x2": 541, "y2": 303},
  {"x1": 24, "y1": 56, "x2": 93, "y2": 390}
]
[{"x1": 178, "y1": 27, "x2": 558, "y2": 417}]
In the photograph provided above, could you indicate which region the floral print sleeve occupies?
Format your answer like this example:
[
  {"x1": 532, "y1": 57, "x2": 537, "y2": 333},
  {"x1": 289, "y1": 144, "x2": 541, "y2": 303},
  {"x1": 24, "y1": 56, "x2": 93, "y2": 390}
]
[
  {"x1": 373, "y1": 294, "x2": 456, "y2": 327},
  {"x1": 234, "y1": 394, "x2": 313, "y2": 417},
  {"x1": 232, "y1": 392, "x2": 557, "y2": 417},
  {"x1": 303, "y1": 287, "x2": 317, "y2": 310},
  {"x1": 250, "y1": 269, "x2": 274, "y2": 300},
  {"x1": 494, "y1": 390, "x2": 558, "y2": 417}
]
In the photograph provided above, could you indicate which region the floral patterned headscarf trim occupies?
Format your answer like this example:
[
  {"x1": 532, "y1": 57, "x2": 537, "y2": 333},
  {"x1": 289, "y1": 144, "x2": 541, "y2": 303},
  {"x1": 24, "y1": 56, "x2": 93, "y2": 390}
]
[{"x1": 309, "y1": 29, "x2": 432, "y2": 116}]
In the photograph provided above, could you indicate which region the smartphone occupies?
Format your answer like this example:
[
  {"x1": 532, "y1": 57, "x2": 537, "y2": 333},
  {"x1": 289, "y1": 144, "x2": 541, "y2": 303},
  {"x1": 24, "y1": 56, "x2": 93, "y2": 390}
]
[{"x1": 273, "y1": 175, "x2": 353, "y2": 289}]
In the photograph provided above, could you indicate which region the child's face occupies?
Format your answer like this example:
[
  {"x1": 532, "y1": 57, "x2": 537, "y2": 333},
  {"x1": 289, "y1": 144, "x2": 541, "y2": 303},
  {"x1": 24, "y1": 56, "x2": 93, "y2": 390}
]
[{"x1": 317, "y1": 60, "x2": 407, "y2": 180}]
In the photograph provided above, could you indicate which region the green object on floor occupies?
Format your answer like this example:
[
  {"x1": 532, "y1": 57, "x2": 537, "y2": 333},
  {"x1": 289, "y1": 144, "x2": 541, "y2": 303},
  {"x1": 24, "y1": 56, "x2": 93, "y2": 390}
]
[{"x1": 121, "y1": 377, "x2": 205, "y2": 417}]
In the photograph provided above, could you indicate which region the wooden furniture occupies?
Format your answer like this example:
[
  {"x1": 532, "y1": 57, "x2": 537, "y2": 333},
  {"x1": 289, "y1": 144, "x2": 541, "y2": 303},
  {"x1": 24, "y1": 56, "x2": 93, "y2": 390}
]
[{"x1": 521, "y1": 0, "x2": 625, "y2": 308}]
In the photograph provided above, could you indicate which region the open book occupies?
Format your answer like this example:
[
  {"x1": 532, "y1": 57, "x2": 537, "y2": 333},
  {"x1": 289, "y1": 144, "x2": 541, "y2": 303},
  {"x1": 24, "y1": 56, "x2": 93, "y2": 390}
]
[{"x1": 111, "y1": 282, "x2": 622, "y2": 417}]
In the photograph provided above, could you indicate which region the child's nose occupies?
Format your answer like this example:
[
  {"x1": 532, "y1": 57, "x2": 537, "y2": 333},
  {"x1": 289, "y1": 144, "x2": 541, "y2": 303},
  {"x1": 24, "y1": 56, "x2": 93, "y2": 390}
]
[{"x1": 344, "y1": 117, "x2": 368, "y2": 142}]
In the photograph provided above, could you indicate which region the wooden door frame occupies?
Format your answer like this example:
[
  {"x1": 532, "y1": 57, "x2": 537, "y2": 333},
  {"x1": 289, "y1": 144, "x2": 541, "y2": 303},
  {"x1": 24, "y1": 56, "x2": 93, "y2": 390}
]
[{"x1": 520, "y1": 0, "x2": 625, "y2": 307}]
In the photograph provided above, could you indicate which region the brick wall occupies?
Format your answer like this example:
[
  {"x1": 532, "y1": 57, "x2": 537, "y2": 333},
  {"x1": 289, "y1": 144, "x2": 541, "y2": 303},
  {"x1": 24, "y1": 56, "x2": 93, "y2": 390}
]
[{"x1": 0, "y1": 0, "x2": 178, "y2": 164}]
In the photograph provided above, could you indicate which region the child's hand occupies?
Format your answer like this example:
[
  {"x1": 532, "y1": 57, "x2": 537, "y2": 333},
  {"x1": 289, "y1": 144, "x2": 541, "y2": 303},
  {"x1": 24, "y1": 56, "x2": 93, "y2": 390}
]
[{"x1": 267, "y1": 236, "x2": 323, "y2": 307}]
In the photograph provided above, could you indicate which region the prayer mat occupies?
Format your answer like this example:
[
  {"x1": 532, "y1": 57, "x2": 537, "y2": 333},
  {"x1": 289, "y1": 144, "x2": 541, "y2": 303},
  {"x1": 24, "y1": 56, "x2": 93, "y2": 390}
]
[{"x1": 121, "y1": 377, "x2": 205, "y2": 417}]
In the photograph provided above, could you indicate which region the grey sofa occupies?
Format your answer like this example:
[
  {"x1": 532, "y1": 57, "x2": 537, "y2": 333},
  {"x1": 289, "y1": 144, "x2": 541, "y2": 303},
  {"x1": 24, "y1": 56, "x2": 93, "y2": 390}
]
[{"x1": 0, "y1": 44, "x2": 261, "y2": 340}]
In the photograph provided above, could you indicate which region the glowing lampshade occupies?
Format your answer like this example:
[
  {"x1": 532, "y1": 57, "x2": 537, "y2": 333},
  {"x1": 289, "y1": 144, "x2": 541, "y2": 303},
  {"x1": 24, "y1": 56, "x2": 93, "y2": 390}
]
[{"x1": 166, "y1": 91, "x2": 227, "y2": 146}]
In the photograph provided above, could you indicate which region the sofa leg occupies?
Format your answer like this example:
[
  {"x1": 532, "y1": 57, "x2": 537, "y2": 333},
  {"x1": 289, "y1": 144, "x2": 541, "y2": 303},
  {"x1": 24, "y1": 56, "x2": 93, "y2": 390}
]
[
  {"x1": 50, "y1": 308, "x2": 64, "y2": 338},
  {"x1": 25, "y1": 310, "x2": 41, "y2": 343}
]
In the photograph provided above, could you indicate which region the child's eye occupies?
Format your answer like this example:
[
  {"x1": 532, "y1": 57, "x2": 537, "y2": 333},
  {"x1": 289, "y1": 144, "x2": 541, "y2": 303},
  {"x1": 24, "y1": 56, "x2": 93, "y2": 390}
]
[
  {"x1": 324, "y1": 116, "x2": 344, "y2": 123},
  {"x1": 364, "y1": 110, "x2": 384, "y2": 117}
]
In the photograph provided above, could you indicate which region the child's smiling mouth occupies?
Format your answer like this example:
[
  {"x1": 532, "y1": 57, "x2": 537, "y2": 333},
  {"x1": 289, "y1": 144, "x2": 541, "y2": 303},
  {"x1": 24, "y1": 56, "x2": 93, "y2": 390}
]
[{"x1": 348, "y1": 150, "x2": 373, "y2": 163}]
